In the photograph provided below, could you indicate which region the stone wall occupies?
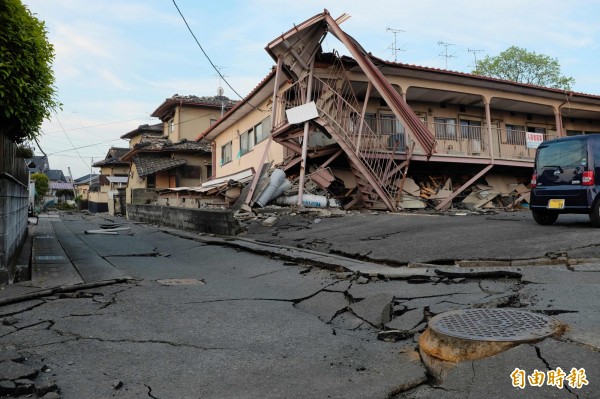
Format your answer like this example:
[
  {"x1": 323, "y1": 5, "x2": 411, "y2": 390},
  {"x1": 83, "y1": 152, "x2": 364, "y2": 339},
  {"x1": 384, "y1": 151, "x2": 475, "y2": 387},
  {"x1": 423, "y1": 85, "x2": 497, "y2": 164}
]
[
  {"x1": 127, "y1": 204, "x2": 241, "y2": 236},
  {"x1": 131, "y1": 188, "x2": 158, "y2": 205},
  {"x1": 0, "y1": 179, "x2": 28, "y2": 281}
]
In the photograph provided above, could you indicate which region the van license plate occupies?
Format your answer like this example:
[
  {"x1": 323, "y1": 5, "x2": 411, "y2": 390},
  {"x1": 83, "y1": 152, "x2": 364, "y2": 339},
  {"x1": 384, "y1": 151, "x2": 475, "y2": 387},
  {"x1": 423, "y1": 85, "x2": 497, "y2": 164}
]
[{"x1": 548, "y1": 199, "x2": 565, "y2": 209}]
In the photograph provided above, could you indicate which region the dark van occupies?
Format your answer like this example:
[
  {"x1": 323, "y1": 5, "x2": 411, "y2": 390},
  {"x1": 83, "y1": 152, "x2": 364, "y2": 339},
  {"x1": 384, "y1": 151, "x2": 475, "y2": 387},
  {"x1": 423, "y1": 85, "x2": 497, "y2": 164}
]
[{"x1": 530, "y1": 135, "x2": 600, "y2": 225}]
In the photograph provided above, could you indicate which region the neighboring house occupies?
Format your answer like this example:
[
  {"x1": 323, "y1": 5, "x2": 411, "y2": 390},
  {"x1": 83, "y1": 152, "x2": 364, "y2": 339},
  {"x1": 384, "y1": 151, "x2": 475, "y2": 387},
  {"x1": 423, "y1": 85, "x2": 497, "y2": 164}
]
[
  {"x1": 27, "y1": 155, "x2": 49, "y2": 174},
  {"x1": 120, "y1": 123, "x2": 163, "y2": 147},
  {"x1": 151, "y1": 94, "x2": 236, "y2": 143},
  {"x1": 198, "y1": 11, "x2": 600, "y2": 211},
  {"x1": 119, "y1": 96, "x2": 231, "y2": 206},
  {"x1": 43, "y1": 169, "x2": 74, "y2": 204},
  {"x1": 122, "y1": 137, "x2": 212, "y2": 205},
  {"x1": 73, "y1": 174, "x2": 100, "y2": 201},
  {"x1": 90, "y1": 147, "x2": 130, "y2": 214}
]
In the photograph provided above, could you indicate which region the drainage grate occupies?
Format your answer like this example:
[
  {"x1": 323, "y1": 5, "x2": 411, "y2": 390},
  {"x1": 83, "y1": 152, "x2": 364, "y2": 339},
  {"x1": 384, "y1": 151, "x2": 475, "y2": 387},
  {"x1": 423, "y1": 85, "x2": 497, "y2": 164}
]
[{"x1": 429, "y1": 308, "x2": 556, "y2": 342}]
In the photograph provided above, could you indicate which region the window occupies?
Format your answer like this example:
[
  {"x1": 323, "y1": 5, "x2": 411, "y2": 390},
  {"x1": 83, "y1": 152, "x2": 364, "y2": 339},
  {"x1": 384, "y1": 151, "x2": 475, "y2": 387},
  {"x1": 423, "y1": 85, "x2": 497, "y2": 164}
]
[
  {"x1": 459, "y1": 120, "x2": 482, "y2": 140},
  {"x1": 364, "y1": 113, "x2": 377, "y2": 132},
  {"x1": 505, "y1": 124, "x2": 525, "y2": 145},
  {"x1": 566, "y1": 130, "x2": 583, "y2": 136},
  {"x1": 221, "y1": 142, "x2": 232, "y2": 165},
  {"x1": 168, "y1": 119, "x2": 174, "y2": 135},
  {"x1": 181, "y1": 165, "x2": 201, "y2": 179},
  {"x1": 240, "y1": 130, "x2": 254, "y2": 156},
  {"x1": 146, "y1": 174, "x2": 156, "y2": 189},
  {"x1": 380, "y1": 113, "x2": 405, "y2": 150},
  {"x1": 434, "y1": 118, "x2": 457, "y2": 139},
  {"x1": 254, "y1": 116, "x2": 272, "y2": 144}
]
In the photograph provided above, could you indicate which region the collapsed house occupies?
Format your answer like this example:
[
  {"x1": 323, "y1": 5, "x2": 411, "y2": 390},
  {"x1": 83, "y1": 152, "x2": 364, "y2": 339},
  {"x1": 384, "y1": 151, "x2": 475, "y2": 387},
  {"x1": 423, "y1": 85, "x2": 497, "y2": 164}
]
[{"x1": 184, "y1": 10, "x2": 600, "y2": 213}]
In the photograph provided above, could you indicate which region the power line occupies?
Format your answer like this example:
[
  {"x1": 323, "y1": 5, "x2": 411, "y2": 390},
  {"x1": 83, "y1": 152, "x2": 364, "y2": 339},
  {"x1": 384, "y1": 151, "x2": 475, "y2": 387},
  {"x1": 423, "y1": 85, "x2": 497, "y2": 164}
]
[
  {"x1": 46, "y1": 138, "x2": 123, "y2": 156},
  {"x1": 42, "y1": 116, "x2": 155, "y2": 135},
  {"x1": 171, "y1": 0, "x2": 263, "y2": 112},
  {"x1": 53, "y1": 111, "x2": 91, "y2": 170}
]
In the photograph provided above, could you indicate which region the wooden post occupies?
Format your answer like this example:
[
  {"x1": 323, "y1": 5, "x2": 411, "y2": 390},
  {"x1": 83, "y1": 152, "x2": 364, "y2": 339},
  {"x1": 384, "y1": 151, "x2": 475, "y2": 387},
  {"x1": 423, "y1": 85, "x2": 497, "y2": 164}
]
[{"x1": 297, "y1": 58, "x2": 315, "y2": 207}]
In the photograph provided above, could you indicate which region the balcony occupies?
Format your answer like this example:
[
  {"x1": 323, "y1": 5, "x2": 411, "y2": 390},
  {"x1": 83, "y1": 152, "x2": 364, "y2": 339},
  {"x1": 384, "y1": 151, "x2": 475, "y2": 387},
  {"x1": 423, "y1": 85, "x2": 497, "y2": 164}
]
[{"x1": 355, "y1": 120, "x2": 549, "y2": 163}]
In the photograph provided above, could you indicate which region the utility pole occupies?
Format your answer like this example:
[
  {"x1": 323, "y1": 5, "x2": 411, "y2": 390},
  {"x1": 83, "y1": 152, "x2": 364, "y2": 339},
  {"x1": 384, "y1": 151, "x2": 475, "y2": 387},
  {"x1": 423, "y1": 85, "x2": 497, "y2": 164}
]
[
  {"x1": 438, "y1": 41, "x2": 457, "y2": 69},
  {"x1": 67, "y1": 167, "x2": 77, "y2": 199},
  {"x1": 386, "y1": 27, "x2": 405, "y2": 62}
]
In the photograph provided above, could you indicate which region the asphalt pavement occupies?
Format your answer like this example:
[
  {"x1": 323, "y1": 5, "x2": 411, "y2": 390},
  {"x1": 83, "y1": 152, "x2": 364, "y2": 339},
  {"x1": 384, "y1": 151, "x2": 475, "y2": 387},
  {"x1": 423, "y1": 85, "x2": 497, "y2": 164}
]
[{"x1": 0, "y1": 210, "x2": 598, "y2": 398}]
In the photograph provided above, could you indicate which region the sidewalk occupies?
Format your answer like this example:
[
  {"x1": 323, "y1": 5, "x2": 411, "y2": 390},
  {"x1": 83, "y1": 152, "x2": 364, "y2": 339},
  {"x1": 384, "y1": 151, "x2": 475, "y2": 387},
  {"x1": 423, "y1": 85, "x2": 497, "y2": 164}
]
[{"x1": 0, "y1": 215, "x2": 129, "y2": 305}]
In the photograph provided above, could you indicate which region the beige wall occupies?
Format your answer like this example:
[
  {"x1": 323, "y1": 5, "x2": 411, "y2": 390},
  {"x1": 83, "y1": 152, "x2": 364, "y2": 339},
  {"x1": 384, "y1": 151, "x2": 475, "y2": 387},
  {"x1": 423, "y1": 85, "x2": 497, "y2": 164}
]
[
  {"x1": 89, "y1": 191, "x2": 108, "y2": 204},
  {"x1": 166, "y1": 106, "x2": 222, "y2": 143},
  {"x1": 213, "y1": 98, "x2": 284, "y2": 178}
]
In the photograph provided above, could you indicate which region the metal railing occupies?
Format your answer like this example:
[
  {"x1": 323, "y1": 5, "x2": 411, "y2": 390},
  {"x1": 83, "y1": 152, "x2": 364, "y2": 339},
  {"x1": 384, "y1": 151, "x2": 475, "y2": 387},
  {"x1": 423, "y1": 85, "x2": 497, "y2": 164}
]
[
  {"x1": 432, "y1": 122, "x2": 488, "y2": 157},
  {"x1": 493, "y1": 128, "x2": 549, "y2": 160}
]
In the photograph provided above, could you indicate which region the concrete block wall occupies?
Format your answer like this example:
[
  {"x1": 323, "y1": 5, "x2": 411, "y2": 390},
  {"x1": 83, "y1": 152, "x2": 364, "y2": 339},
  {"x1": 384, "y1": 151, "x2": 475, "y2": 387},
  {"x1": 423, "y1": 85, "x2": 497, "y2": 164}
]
[
  {"x1": 127, "y1": 204, "x2": 241, "y2": 236},
  {"x1": 0, "y1": 179, "x2": 28, "y2": 280},
  {"x1": 131, "y1": 188, "x2": 158, "y2": 205}
]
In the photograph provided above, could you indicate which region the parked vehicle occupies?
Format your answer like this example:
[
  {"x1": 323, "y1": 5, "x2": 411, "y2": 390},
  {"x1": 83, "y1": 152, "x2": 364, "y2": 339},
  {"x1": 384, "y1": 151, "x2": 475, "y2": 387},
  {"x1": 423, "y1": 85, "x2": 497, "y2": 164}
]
[{"x1": 530, "y1": 135, "x2": 600, "y2": 225}]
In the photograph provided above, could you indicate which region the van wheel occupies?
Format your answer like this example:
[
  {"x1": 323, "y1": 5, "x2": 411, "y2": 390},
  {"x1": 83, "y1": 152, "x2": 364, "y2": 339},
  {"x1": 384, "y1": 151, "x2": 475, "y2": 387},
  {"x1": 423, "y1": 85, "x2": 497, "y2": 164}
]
[
  {"x1": 532, "y1": 210, "x2": 558, "y2": 225},
  {"x1": 590, "y1": 202, "x2": 600, "y2": 227}
]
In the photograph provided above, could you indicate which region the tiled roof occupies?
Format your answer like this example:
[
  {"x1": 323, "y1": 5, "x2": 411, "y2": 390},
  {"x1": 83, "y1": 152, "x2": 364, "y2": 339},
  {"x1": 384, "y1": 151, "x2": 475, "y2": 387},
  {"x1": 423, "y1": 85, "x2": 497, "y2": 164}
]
[
  {"x1": 74, "y1": 174, "x2": 100, "y2": 184},
  {"x1": 27, "y1": 155, "x2": 49, "y2": 172},
  {"x1": 49, "y1": 182, "x2": 74, "y2": 190},
  {"x1": 93, "y1": 147, "x2": 131, "y2": 167},
  {"x1": 120, "y1": 123, "x2": 163, "y2": 139},
  {"x1": 44, "y1": 169, "x2": 66, "y2": 182},
  {"x1": 151, "y1": 94, "x2": 237, "y2": 119},
  {"x1": 132, "y1": 154, "x2": 187, "y2": 177},
  {"x1": 132, "y1": 138, "x2": 210, "y2": 153}
]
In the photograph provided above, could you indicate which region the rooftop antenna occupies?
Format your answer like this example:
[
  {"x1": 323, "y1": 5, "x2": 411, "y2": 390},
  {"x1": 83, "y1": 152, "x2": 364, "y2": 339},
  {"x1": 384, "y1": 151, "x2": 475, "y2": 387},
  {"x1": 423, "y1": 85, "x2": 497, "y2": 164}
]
[
  {"x1": 468, "y1": 48, "x2": 484, "y2": 70},
  {"x1": 214, "y1": 65, "x2": 229, "y2": 116},
  {"x1": 386, "y1": 27, "x2": 406, "y2": 62},
  {"x1": 438, "y1": 41, "x2": 457, "y2": 69}
]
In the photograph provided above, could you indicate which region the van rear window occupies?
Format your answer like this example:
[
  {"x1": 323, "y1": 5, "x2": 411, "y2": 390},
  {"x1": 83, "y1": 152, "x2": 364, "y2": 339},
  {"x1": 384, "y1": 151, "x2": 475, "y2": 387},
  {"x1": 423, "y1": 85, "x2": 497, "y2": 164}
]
[{"x1": 536, "y1": 139, "x2": 586, "y2": 169}]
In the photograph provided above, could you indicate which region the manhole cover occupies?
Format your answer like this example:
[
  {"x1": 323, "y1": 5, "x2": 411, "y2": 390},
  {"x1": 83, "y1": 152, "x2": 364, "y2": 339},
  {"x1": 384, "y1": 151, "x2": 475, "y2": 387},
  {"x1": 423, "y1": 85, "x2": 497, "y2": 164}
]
[
  {"x1": 429, "y1": 308, "x2": 556, "y2": 342},
  {"x1": 156, "y1": 278, "x2": 205, "y2": 286}
]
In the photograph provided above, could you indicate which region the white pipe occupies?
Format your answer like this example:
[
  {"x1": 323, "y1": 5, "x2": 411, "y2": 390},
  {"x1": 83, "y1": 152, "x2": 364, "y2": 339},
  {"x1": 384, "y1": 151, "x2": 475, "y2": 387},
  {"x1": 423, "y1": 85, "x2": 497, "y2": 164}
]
[
  {"x1": 275, "y1": 194, "x2": 328, "y2": 208},
  {"x1": 255, "y1": 169, "x2": 286, "y2": 207}
]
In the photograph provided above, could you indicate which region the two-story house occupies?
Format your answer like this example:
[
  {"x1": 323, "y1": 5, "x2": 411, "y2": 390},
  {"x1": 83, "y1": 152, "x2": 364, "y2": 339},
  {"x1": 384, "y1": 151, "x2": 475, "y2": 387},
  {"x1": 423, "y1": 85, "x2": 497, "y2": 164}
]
[{"x1": 198, "y1": 11, "x2": 600, "y2": 211}]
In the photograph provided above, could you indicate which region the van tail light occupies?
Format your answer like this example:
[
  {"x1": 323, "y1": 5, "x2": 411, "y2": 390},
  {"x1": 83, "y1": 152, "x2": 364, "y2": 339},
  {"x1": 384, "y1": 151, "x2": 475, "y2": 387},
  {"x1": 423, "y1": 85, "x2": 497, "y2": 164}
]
[
  {"x1": 531, "y1": 174, "x2": 537, "y2": 188},
  {"x1": 582, "y1": 170, "x2": 595, "y2": 186}
]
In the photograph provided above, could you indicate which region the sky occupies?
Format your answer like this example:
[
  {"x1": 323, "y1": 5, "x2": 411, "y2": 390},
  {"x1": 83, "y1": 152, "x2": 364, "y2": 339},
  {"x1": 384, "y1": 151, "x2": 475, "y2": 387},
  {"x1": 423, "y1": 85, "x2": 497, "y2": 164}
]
[{"x1": 22, "y1": 0, "x2": 600, "y2": 179}]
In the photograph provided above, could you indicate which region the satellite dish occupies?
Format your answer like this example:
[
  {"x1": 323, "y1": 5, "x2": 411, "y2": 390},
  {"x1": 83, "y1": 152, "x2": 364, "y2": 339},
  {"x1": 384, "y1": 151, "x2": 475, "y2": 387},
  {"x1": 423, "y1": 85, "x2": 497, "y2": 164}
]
[{"x1": 217, "y1": 86, "x2": 224, "y2": 96}]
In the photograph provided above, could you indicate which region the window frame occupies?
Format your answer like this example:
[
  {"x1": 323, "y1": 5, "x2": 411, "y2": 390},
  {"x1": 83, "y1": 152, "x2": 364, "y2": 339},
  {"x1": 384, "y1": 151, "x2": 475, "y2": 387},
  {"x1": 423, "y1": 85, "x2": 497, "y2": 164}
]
[{"x1": 221, "y1": 141, "x2": 232, "y2": 165}]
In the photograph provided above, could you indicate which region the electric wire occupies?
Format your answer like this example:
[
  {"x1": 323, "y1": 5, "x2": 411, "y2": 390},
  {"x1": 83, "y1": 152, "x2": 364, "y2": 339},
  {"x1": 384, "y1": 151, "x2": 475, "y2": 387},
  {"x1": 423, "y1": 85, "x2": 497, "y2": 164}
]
[
  {"x1": 53, "y1": 111, "x2": 91, "y2": 170},
  {"x1": 171, "y1": 0, "x2": 264, "y2": 112}
]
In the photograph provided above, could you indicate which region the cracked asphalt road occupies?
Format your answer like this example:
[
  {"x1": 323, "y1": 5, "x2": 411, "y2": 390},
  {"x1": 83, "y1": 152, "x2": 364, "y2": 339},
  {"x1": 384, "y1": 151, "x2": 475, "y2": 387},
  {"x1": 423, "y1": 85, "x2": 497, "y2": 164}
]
[{"x1": 1, "y1": 212, "x2": 599, "y2": 398}]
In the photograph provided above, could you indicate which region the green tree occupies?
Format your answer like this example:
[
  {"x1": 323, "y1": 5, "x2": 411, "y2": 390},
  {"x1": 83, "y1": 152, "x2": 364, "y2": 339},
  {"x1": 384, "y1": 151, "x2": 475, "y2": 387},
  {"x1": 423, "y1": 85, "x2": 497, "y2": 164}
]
[
  {"x1": 472, "y1": 46, "x2": 575, "y2": 90},
  {"x1": 30, "y1": 172, "x2": 49, "y2": 204},
  {"x1": 0, "y1": 0, "x2": 60, "y2": 142}
]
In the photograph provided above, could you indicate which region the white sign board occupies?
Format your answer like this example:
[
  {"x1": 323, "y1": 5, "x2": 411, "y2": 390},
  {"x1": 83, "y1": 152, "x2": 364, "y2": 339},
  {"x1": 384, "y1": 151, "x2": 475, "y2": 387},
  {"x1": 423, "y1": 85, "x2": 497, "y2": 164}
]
[
  {"x1": 526, "y1": 132, "x2": 544, "y2": 149},
  {"x1": 285, "y1": 102, "x2": 319, "y2": 124}
]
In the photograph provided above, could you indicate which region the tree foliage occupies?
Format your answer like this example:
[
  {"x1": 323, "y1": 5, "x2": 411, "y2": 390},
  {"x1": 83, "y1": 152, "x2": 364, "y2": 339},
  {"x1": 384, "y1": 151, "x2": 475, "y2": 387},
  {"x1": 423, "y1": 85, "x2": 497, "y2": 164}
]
[
  {"x1": 30, "y1": 172, "x2": 49, "y2": 202},
  {"x1": 472, "y1": 46, "x2": 575, "y2": 90},
  {"x1": 0, "y1": 0, "x2": 60, "y2": 142}
]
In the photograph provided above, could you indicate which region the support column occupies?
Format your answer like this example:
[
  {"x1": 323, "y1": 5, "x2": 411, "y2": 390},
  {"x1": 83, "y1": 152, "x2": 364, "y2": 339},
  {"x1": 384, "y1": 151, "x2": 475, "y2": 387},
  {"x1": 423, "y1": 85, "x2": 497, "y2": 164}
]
[
  {"x1": 244, "y1": 58, "x2": 283, "y2": 206},
  {"x1": 554, "y1": 107, "x2": 564, "y2": 138},
  {"x1": 484, "y1": 98, "x2": 495, "y2": 162},
  {"x1": 297, "y1": 58, "x2": 316, "y2": 207}
]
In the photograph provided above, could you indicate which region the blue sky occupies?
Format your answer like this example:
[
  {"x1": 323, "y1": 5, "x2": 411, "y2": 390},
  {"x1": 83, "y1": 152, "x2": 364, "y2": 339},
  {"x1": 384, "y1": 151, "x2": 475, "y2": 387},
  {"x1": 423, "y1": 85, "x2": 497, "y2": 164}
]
[{"x1": 23, "y1": 0, "x2": 600, "y2": 178}]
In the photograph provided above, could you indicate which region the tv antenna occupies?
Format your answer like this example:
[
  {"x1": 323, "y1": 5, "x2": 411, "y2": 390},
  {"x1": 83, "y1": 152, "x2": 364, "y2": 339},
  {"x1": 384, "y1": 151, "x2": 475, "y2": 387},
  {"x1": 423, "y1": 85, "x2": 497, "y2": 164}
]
[
  {"x1": 386, "y1": 27, "x2": 406, "y2": 62},
  {"x1": 438, "y1": 41, "x2": 457, "y2": 69},
  {"x1": 468, "y1": 48, "x2": 484, "y2": 69},
  {"x1": 214, "y1": 65, "x2": 229, "y2": 116}
]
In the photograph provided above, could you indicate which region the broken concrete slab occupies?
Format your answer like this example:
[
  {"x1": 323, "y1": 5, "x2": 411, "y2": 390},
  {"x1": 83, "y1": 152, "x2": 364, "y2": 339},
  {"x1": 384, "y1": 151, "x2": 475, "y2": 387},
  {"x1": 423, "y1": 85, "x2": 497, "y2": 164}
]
[
  {"x1": 0, "y1": 361, "x2": 38, "y2": 381},
  {"x1": 350, "y1": 293, "x2": 394, "y2": 327},
  {"x1": 386, "y1": 309, "x2": 424, "y2": 331},
  {"x1": 295, "y1": 291, "x2": 349, "y2": 322}
]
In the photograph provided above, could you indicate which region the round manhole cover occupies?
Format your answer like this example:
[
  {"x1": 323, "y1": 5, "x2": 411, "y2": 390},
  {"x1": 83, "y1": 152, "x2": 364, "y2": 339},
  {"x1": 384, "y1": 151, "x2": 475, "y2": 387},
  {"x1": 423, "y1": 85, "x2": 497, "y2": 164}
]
[{"x1": 429, "y1": 308, "x2": 556, "y2": 342}]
